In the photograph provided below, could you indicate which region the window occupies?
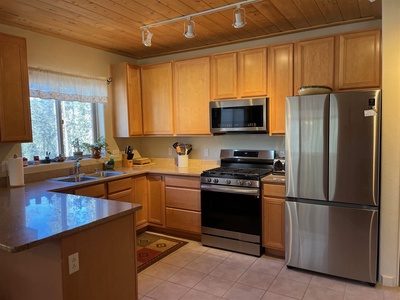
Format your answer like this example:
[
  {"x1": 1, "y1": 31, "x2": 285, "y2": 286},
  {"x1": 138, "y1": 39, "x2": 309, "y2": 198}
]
[
  {"x1": 22, "y1": 68, "x2": 108, "y2": 161},
  {"x1": 22, "y1": 98, "x2": 99, "y2": 160}
]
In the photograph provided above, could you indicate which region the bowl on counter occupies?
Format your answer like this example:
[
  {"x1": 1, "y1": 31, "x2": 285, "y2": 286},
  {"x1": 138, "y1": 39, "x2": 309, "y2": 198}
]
[{"x1": 298, "y1": 85, "x2": 332, "y2": 96}]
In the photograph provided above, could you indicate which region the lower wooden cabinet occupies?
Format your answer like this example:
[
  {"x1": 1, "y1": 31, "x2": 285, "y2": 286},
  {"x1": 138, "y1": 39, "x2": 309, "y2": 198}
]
[
  {"x1": 262, "y1": 183, "x2": 285, "y2": 256},
  {"x1": 147, "y1": 175, "x2": 165, "y2": 226},
  {"x1": 165, "y1": 175, "x2": 201, "y2": 234},
  {"x1": 74, "y1": 183, "x2": 106, "y2": 198},
  {"x1": 107, "y1": 177, "x2": 133, "y2": 203},
  {"x1": 133, "y1": 175, "x2": 148, "y2": 228}
]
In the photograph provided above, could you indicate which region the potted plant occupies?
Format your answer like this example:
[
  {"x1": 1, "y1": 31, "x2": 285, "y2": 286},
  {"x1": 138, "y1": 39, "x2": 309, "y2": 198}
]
[
  {"x1": 71, "y1": 138, "x2": 83, "y2": 159},
  {"x1": 82, "y1": 136, "x2": 110, "y2": 159}
]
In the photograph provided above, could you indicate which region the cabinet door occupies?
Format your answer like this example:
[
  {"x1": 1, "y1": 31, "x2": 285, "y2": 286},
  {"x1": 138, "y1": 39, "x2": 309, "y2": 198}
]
[
  {"x1": 294, "y1": 37, "x2": 335, "y2": 91},
  {"x1": 263, "y1": 197, "x2": 285, "y2": 251},
  {"x1": 108, "y1": 189, "x2": 133, "y2": 203},
  {"x1": 133, "y1": 175, "x2": 148, "y2": 227},
  {"x1": 141, "y1": 63, "x2": 174, "y2": 135},
  {"x1": 74, "y1": 183, "x2": 106, "y2": 198},
  {"x1": 111, "y1": 63, "x2": 142, "y2": 137},
  {"x1": 211, "y1": 52, "x2": 237, "y2": 99},
  {"x1": 174, "y1": 57, "x2": 210, "y2": 135},
  {"x1": 166, "y1": 207, "x2": 201, "y2": 233},
  {"x1": 238, "y1": 48, "x2": 267, "y2": 98},
  {"x1": 147, "y1": 175, "x2": 165, "y2": 226},
  {"x1": 268, "y1": 43, "x2": 293, "y2": 135},
  {"x1": 337, "y1": 29, "x2": 381, "y2": 89},
  {"x1": 0, "y1": 33, "x2": 32, "y2": 142}
]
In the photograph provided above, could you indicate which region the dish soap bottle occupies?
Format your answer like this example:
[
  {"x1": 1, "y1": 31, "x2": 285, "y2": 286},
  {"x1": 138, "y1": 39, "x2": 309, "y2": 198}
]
[{"x1": 105, "y1": 154, "x2": 114, "y2": 170}]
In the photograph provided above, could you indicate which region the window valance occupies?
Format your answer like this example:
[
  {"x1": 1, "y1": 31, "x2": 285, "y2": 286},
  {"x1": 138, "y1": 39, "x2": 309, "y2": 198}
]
[{"x1": 28, "y1": 67, "x2": 108, "y2": 103}]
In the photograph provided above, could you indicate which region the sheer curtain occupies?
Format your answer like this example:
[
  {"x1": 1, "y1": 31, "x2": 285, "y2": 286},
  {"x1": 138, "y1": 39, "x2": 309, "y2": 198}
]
[{"x1": 28, "y1": 67, "x2": 108, "y2": 103}]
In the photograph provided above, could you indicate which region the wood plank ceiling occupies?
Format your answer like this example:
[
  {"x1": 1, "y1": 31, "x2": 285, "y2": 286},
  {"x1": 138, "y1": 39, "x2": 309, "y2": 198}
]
[{"x1": 0, "y1": 0, "x2": 381, "y2": 59}]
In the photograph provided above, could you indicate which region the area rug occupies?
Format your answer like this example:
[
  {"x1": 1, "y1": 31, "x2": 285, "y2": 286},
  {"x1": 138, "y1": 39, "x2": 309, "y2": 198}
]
[{"x1": 136, "y1": 232, "x2": 188, "y2": 273}]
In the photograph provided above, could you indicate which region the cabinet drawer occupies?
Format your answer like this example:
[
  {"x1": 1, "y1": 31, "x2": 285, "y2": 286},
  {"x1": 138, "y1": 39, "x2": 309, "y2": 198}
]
[
  {"x1": 108, "y1": 189, "x2": 133, "y2": 203},
  {"x1": 74, "y1": 183, "x2": 106, "y2": 198},
  {"x1": 108, "y1": 178, "x2": 132, "y2": 194},
  {"x1": 165, "y1": 187, "x2": 200, "y2": 211},
  {"x1": 164, "y1": 176, "x2": 200, "y2": 189},
  {"x1": 263, "y1": 184, "x2": 285, "y2": 198},
  {"x1": 166, "y1": 207, "x2": 201, "y2": 233}
]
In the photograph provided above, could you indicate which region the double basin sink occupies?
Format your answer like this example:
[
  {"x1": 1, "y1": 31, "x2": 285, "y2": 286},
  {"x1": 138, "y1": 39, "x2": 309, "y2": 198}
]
[{"x1": 49, "y1": 171, "x2": 124, "y2": 183}]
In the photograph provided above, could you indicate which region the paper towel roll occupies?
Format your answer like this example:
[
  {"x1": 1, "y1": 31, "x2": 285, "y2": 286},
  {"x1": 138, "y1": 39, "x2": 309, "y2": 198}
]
[{"x1": 8, "y1": 157, "x2": 25, "y2": 187}]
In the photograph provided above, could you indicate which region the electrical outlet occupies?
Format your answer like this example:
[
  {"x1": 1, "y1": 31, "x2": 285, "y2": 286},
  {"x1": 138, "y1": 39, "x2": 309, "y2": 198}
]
[
  {"x1": 1, "y1": 162, "x2": 7, "y2": 172},
  {"x1": 204, "y1": 148, "x2": 209, "y2": 157},
  {"x1": 112, "y1": 149, "x2": 120, "y2": 158},
  {"x1": 168, "y1": 148, "x2": 172, "y2": 156},
  {"x1": 68, "y1": 252, "x2": 79, "y2": 275}
]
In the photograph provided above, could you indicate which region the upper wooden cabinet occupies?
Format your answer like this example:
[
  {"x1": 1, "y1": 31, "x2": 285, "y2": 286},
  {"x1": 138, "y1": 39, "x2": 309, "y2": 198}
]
[
  {"x1": 211, "y1": 47, "x2": 267, "y2": 100},
  {"x1": 173, "y1": 57, "x2": 211, "y2": 135},
  {"x1": 294, "y1": 37, "x2": 335, "y2": 92},
  {"x1": 111, "y1": 63, "x2": 142, "y2": 137},
  {"x1": 141, "y1": 62, "x2": 174, "y2": 135},
  {"x1": 268, "y1": 43, "x2": 293, "y2": 135},
  {"x1": 211, "y1": 52, "x2": 237, "y2": 99},
  {"x1": 0, "y1": 33, "x2": 32, "y2": 142},
  {"x1": 238, "y1": 47, "x2": 268, "y2": 98},
  {"x1": 337, "y1": 29, "x2": 381, "y2": 90}
]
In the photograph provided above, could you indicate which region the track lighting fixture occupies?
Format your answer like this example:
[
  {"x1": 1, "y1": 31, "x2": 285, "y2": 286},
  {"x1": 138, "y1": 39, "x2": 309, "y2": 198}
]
[
  {"x1": 139, "y1": 0, "x2": 261, "y2": 47},
  {"x1": 184, "y1": 18, "x2": 196, "y2": 39},
  {"x1": 232, "y1": 5, "x2": 246, "y2": 29},
  {"x1": 142, "y1": 27, "x2": 153, "y2": 47}
]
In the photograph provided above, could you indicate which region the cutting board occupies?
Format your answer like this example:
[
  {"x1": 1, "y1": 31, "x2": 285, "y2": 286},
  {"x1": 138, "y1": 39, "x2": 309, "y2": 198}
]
[{"x1": 132, "y1": 157, "x2": 151, "y2": 165}]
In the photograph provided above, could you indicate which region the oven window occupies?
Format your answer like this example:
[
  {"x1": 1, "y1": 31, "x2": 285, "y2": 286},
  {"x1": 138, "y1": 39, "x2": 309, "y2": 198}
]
[{"x1": 201, "y1": 190, "x2": 261, "y2": 235}]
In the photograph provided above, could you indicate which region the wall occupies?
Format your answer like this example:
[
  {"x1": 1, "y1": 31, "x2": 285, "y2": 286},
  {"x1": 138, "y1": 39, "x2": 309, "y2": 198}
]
[{"x1": 380, "y1": 0, "x2": 400, "y2": 287}]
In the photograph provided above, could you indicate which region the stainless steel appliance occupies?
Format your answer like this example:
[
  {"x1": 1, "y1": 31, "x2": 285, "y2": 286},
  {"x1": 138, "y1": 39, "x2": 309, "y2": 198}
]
[
  {"x1": 210, "y1": 98, "x2": 268, "y2": 134},
  {"x1": 201, "y1": 149, "x2": 275, "y2": 256},
  {"x1": 285, "y1": 90, "x2": 381, "y2": 285}
]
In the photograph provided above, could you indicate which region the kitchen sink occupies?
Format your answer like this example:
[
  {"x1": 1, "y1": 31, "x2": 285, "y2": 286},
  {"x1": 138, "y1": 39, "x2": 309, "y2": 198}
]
[
  {"x1": 49, "y1": 175, "x2": 98, "y2": 183},
  {"x1": 85, "y1": 171, "x2": 124, "y2": 178}
]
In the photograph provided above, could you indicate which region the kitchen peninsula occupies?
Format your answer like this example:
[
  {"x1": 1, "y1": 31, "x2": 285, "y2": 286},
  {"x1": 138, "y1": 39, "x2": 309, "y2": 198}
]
[{"x1": 0, "y1": 183, "x2": 141, "y2": 300}]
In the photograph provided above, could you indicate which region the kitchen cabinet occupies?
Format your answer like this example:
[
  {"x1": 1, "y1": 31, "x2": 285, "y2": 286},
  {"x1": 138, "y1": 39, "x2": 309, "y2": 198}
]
[
  {"x1": 268, "y1": 43, "x2": 293, "y2": 135},
  {"x1": 211, "y1": 52, "x2": 238, "y2": 99},
  {"x1": 0, "y1": 32, "x2": 32, "y2": 142},
  {"x1": 165, "y1": 175, "x2": 201, "y2": 234},
  {"x1": 141, "y1": 62, "x2": 174, "y2": 135},
  {"x1": 147, "y1": 174, "x2": 165, "y2": 226},
  {"x1": 238, "y1": 47, "x2": 268, "y2": 98},
  {"x1": 74, "y1": 183, "x2": 106, "y2": 198},
  {"x1": 211, "y1": 47, "x2": 267, "y2": 100},
  {"x1": 173, "y1": 57, "x2": 210, "y2": 135},
  {"x1": 133, "y1": 175, "x2": 148, "y2": 228},
  {"x1": 107, "y1": 177, "x2": 133, "y2": 203},
  {"x1": 294, "y1": 37, "x2": 335, "y2": 92},
  {"x1": 262, "y1": 182, "x2": 285, "y2": 256},
  {"x1": 110, "y1": 63, "x2": 142, "y2": 137},
  {"x1": 337, "y1": 29, "x2": 381, "y2": 90}
]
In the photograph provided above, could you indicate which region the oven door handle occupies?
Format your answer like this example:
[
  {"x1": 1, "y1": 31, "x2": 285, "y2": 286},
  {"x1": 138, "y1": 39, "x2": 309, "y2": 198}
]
[{"x1": 201, "y1": 184, "x2": 260, "y2": 196}]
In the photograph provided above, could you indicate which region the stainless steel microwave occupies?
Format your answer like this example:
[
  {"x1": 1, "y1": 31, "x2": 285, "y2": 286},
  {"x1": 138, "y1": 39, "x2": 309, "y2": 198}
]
[{"x1": 210, "y1": 98, "x2": 268, "y2": 134}]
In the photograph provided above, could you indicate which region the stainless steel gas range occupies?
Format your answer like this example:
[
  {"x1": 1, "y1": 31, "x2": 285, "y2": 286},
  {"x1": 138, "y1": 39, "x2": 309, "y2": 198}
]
[{"x1": 200, "y1": 149, "x2": 275, "y2": 256}]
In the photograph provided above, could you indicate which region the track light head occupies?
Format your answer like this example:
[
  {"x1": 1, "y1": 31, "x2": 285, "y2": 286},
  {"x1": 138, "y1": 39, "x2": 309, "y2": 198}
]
[
  {"x1": 142, "y1": 27, "x2": 153, "y2": 47},
  {"x1": 232, "y1": 5, "x2": 246, "y2": 29},
  {"x1": 184, "y1": 18, "x2": 196, "y2": 38}
]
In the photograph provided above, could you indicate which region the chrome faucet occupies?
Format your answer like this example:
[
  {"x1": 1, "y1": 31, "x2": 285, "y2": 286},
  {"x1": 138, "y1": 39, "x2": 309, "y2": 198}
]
[{"x1": 74, "y1": 157, "x2": 82, "y2": 175}]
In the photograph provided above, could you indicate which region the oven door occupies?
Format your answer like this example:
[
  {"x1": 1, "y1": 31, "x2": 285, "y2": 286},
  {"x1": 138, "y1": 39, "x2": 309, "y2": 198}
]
[{"x1": 200, "y1": 184, "x2": 262, "y2": 256}]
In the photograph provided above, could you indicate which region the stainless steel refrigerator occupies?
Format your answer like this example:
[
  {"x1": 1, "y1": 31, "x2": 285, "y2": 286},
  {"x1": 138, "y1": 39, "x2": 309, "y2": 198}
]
[{"x1": 285, "y1": 90, "x2": 381, "y2": 285}]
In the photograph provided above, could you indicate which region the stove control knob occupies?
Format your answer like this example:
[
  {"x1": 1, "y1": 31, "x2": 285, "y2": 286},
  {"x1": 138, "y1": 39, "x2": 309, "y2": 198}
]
[
  {"x1": 225, "y1": 179, "x2": 231, "y2": 185},
  {"x1": 245, "y1": 181, "x2": 252, "y2": 187},
  {"x1": 213, "y1": 178, "x2": 219, "y2": 184},
  {"x1": 206, "y1": 178, "x2": 212, "y2": 183},
  {"x1": 237, "y1": 180, "x2": 244, "y2": 186}
]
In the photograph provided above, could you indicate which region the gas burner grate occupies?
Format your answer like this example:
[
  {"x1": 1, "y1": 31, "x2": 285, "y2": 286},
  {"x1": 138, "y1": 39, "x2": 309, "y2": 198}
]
[{"x1": 203, "y1": 167, "x2": 271, "y2": 177}]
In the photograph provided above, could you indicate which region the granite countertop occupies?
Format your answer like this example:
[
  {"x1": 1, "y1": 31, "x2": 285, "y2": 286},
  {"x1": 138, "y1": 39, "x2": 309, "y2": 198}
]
[
  {"x1": 0, "y1": 161, "x2": 216, "y2": 253},
  {"x1": 262, "y1": 173, "x2": 286, "y2": 184}
]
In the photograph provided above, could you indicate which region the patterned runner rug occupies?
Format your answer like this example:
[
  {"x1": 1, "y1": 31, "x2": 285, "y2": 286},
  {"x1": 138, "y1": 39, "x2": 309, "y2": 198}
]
[{"x1": 137, "y1": 232, "x2": 188, "y2": 272}]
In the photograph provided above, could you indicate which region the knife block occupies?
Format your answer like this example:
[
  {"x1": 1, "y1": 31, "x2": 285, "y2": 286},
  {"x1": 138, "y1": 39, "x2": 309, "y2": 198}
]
[{"x1": 122, "y1": 154, "x2": 133, "y2": 167}]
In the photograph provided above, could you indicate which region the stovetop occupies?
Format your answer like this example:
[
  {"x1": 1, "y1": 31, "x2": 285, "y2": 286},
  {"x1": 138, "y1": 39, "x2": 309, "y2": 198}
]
[{"x1": 202, "y1": 167, "x2": 272, "y2": 178}]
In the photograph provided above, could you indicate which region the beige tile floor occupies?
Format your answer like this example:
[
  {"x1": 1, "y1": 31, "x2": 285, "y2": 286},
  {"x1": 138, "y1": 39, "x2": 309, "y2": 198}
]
[{"x1": 138, "y1": 237, "x2": 400, "y2": 300}]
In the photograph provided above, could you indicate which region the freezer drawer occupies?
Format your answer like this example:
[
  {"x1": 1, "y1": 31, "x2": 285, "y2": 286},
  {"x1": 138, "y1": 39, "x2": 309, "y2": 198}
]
[{"x1": 285, "y1": 201, "x2": 378, "y2": 284}]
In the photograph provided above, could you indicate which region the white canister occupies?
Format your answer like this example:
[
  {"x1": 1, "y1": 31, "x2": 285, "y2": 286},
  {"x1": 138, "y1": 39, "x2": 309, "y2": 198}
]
[
  {"x1": 8, "y1": 156, "x2": 25, "y2": 187},
  {"x1": 177, "y1": 155, "x2": 188, "y2": 168}
]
